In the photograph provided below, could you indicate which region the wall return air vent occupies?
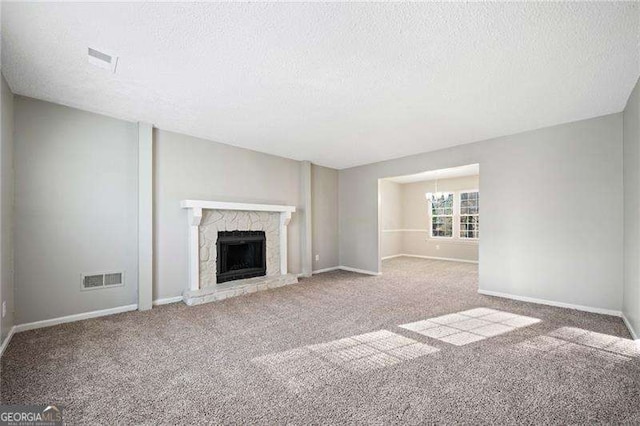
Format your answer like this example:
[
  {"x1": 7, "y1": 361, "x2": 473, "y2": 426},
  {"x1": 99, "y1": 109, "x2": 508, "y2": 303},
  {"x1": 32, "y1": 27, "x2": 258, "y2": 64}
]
[
  {"x1": 81, "y1": 272, "x2": 124, "y2": 290},
  {"x1": 87, "y1": 47, "x2": 118, "y2": 73}
]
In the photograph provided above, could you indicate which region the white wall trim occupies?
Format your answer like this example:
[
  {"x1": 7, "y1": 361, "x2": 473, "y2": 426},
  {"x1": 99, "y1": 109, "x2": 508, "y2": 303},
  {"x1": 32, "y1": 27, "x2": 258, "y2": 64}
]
[
  {"x1": 381, "y1": 254, "x2": 404, "y2": 260},
  {"x1": 152, "y1": 296, "x2": 183, "y2": 306},
  {"x1": 13, "y1": 304, "x2": 138, "y2": 333},
  {"x1": 622, "y1": 313, "x2": 639, "y2": 341},
  {"x1": 0, "y1": 326, "x2": 16, "y2": 358},
  {"x1": 383, "y1": 254, "x2": 478, "y2": 264},
  {"x1": 381, "y1": 229, "x2": 478, "y2": 245},
  {"x1": 312, "y1": 266, "x2": 340, "y2": 274},
  {"x1": 338, "y1": 266, "x2": 381, "y2": 276},
  {"x1": 478, "y1": 289, "x2": 622, "y2": 317},
  {"x1": 381, "y1": 229, "x2": 429, "y2": 233}
]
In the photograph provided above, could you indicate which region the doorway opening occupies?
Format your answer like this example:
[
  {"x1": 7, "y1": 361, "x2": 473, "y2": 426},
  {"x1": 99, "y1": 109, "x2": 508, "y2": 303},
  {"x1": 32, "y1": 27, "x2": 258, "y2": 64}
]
[{"x1": 377, "y1": 164, "x2": 480, "y2": 273}]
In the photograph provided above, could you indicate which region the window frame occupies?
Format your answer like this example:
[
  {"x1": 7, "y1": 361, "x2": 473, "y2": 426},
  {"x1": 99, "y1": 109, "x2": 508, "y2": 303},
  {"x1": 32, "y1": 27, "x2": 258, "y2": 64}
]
[
  {"x1": 427, "y1": 192, "x2": 455, "y2": 239},
  {"x1": 458, "y1": 189, "x2": 479, "y2": 241},
  {"x1": 426, "y1": 189, "x2": 479, "y2": 242}
]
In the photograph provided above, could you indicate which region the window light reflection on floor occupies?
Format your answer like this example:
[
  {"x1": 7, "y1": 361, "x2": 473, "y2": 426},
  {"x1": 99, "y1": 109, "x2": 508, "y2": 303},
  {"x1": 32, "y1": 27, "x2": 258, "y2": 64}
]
[
  {"x1": 252, "y1": 330, "x2": 439, "y2": 392},
  {"x1": 399, "y1": 308, "x2": 541, "y2": 346},
  {"x1": 517, "y1": 326, "x2": 640, "y2": 361}
]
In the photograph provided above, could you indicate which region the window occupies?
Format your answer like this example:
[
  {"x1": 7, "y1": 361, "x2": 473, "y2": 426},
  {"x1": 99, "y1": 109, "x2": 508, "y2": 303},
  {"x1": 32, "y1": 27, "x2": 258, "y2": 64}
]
[
  {"x1": 429, "y1": 192, "x2": 454, "y2": 238},
  {"x1": 426, "y1": 189, "x2": 480, "y2": 240},
  {"x1": 459, "y1": 191, "x2": 479, "y2": 239}
]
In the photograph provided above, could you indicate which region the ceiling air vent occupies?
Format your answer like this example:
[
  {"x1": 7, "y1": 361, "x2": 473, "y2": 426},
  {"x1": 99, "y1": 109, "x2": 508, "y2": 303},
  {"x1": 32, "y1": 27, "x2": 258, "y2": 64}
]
[
  {"x1": 87, "y1": 47, "x2": 118, "y2": 73},
  {"x1": 82, "y1": 272, "x2": 125, "y2": 290}
]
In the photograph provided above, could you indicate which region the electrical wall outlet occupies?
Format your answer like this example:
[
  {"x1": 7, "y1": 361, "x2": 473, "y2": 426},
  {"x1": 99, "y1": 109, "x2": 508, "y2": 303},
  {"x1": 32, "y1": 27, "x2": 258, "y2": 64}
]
[
  {"x1": 2, "y1": 301, "x2": 6, "y2": 318},
  {"x1": 436, "y1": 245, "x2": 440, "y2": 250},
  {"x1": 315, "y1": 254, "x2": 320, "y2": 262}
]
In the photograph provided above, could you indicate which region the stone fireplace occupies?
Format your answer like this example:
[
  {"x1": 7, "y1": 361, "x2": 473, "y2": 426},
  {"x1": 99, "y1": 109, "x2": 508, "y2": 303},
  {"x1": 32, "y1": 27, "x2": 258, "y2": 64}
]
[{"x1": 180, "y1": 200, "x2": 298, "y2": 305}]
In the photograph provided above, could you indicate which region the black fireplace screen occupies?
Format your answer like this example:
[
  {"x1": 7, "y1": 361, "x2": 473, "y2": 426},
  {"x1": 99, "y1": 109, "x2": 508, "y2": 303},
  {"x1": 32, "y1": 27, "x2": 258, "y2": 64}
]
[{"x1": 216, "y1": 231, "x2": 266, "y2": 283}]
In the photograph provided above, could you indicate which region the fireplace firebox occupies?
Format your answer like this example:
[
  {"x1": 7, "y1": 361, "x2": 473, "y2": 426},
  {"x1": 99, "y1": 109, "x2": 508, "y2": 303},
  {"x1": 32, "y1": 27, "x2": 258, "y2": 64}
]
[{"x1": 216, "y1": 231, "x2": 266, "y2": 283}]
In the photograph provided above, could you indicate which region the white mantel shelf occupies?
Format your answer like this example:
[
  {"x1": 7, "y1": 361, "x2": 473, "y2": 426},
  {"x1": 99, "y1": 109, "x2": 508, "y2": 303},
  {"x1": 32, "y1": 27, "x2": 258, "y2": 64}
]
[
  {"x1": 181, "y1": 200, "x2": 297, "y2": 295},
  {"x1": 180, "y1": 200, "x2": 296, "y2": 213}
]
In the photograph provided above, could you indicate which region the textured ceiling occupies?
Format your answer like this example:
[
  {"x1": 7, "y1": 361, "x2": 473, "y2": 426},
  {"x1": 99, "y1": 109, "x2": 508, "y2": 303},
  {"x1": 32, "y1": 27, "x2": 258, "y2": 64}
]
[{"x1": 2, "y1": 2, "x2": 639, "y2": 169}]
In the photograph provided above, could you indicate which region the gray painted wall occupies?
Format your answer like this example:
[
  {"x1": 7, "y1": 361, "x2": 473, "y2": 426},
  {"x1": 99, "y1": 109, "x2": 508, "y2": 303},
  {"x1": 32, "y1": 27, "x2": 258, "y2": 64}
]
[
  {"x1": 379, "y1": 180, "x2": 403, "y2": 259},
  {"x1": 623, "y1": 76, "x2": 640, "y2": 337},
  {"x1": 14, "y1": 97, "x2": 139, "y2": 323},
  {"x1": 1, "y1": 74, "x2": 14, "y2": 342},
  {"x1": 340, "y1": 114, "x2": 623, "y2": 312},
  {"x1": 11, "y1": 98, "x2": 332, "y2": 322},
  {"x1": 300, "y1": 161, "x2": 313, "y2": 276},
  {"x1": 311, "y1": 164, "x2": 339, "y2": 271},
  {"x1": 8, "y1": 92, "x2": 629, "y2": 324},
  {"x1": 154, "y1": 129, "x2": 304, "y2": 300}
]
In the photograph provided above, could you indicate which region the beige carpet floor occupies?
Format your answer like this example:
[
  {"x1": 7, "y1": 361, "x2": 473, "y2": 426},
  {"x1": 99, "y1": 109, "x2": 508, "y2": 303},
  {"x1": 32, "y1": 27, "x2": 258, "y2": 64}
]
[{"x1": 2, "y1": 257, "x2": 639, "y2": 424}]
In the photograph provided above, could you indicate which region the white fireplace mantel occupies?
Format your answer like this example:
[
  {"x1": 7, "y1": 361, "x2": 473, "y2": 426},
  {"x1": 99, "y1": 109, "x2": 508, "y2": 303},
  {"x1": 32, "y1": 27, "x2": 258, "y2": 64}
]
[{"x1": 181, "y1": 200, "x2": 296, "y2": 291}]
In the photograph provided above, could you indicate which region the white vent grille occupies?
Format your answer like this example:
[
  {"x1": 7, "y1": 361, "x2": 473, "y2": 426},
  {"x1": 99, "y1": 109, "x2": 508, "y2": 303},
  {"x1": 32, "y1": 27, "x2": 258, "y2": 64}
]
[
  {"x1": 81, "y1": 272, "x2": 124, "y2": 290},
  {"x1": 104, "y1": 273, "x2": 122, "y2": 286},
  {"x1": 87, "y1": 47, "x2": 118, "y2": 73},
  {"x1": 83, "y1": 274, "x2": 104, "y2": 289}
]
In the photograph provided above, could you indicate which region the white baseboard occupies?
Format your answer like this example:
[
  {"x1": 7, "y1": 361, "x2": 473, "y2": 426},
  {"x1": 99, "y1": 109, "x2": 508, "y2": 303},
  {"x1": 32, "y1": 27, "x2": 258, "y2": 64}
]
[
  {"x1": 381, "y1": 254, "x2": 404, "y2": 260},
  {"x1": 383, "y1": 254, "x2": 478, "y2": 264},
  {"x1": 622, "y1": 312, "x2": 639, "y2": 341},
  {"x1": 152, "y1": 296, "x2": 183, "y2": 306},
  {"x1": 478, "y1": 289, "x2": 622, "y2": 317},
  {"x1": 13, "y1": 304, "x2": 139, "y2": 333},
  {"x1": 314, "y1": 266, "x2": 381, "y2": 276},
  {"x1": 312, "y1": 266, "x2": 340, "y2": 274},
  {"x1": 0, "y1": 326, "x2": 16, "y2": 358},
  {"x1": 338, "y1": 266, "x2": 381, "y2": 276}
]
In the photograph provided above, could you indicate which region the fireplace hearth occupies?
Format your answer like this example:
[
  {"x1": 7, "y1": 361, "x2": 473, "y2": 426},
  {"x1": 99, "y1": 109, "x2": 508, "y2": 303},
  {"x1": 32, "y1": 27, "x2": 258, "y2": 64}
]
[{"x1": 216, "y1": 231, "x2": 266, "y2": 283}]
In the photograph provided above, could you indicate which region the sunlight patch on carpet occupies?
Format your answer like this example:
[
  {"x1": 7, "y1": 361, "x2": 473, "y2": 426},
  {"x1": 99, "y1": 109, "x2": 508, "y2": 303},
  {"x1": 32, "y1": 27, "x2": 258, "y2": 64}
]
[
  {"x1": 252, "y1": 330, "x2": 439, "y2": 392},
  {"x1": 515, "y1": 326, "x2": 640, "y2": 364},
  {"x1": 400, "y1": 308, "x2": 541, "y2": 346}
]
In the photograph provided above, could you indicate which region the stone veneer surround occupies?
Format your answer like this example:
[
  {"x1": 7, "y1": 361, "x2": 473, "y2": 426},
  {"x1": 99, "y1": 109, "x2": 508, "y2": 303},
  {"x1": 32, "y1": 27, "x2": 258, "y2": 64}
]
[
  {"x1": 199, "y1": 210, "x2": 280, "y2": 287},
  {"x1": 181, "y1": 200, "x2": 297, "y2": 304}
]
